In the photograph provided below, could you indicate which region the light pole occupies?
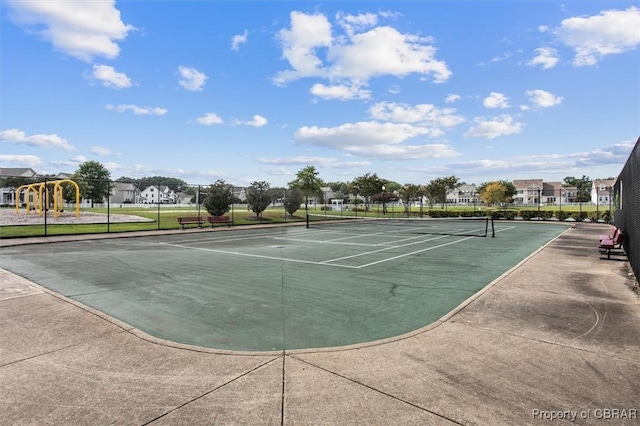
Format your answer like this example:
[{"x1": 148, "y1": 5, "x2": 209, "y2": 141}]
[
  {"x1": 538, "y1": 188, "x2": 541, "y2": 218},
  {"x1": 382, "y1": 185, "x2": 386, "y2": 215}
]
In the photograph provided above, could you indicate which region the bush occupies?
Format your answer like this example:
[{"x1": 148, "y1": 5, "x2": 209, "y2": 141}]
[
  {"x1": 427, "y1": 210, "x2": 462, "y2": 218},
  {"x1": 519, "y1": 210, "x2": 539, "y2": 220}
]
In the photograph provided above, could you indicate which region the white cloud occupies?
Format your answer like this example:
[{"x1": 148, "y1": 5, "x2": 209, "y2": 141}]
[
  {"x1": 310, "y1": 83, "x2": 371, "y2": 100},
  {"x1": 335, "y1": 12, "x2": 378, "y2": 36},
  {"x1": 104, "y1": 162, "x2": 121, "y2": 171},
  {"x1": 178, "y1": 66, "x2": 207, "y2": 91},
  {"x1": 105, "y1": 104, "x2": 167, "y2": 115},
  {"x1": 257, "y1": 156, "x2": 372, "y2": 169},
  {"x1": 483, "y1": 92, "x2": 511, "y2": 109},
  {"x1": 449, "y1": 140, "x2": 634, "y2": 175},
  {"x1": 295, "y1": 121, "x2": 459, "y2": 159},
  {"x1": 274, "y1": 11, "x2": 333, "y2": 84},
  {"x1": 6, "y1": 0, "x2": 133, "y2": 61},
  {"x1": 91, "y1": 146, "x2": 119, "y2": 156},
  {"x1": 0, "y1": 128, "x2": 74, "y2": 150},
  {"x1": 329, "y1": 26, "x2": 451, "y2": 85},
  {"x1": 0, "y1": 154, "x2": 42, "y2": 167},
  {"x1": 527, "y1": 47, "x2": 559, "y2": 69},
  {"x1": 464, "y1": 115, "x2": 523, "y2": 139},
  {"x1": 231, "y1": 30, "x2": 248, "y2": 51},
  {"x1": 91, "y1": 64, "x2": 131, "y2": 89},
  {"x1": 445, "y1": 94, "x2": 461, "y2": 103},
  {"x1": 196, "y1": 113, "x2": 224, "y2": 126},
  {"x1": 555, "y1": 6, "x2": 640, "y2": 66},
  {"x1": 51, "y1": 154, "x2": 86, "y2": 167},
  {"x1": 274, "y1": 11, "x2": 451, "y2": 87},
  {"x1": 368, "y1": 102, "x2": 465, "y2": 128},
  {"x1": 240, "y1": 115, "x2": 268, "y2": 127},
  {"x1": 526, "y1": 89, "x2": 563, "y2": 108}
]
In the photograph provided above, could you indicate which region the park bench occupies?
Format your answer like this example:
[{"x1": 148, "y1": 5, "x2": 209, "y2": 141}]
[
  {"x1": 599, "y1": 226, "x2": 619, "y2": 242},
  {"x1": 177, "y1": 216, "x2": 204, "y2": 229},
  {"x1": 599, "y1": 230, "x2": 625, "y2": 259},
  {"x1": 208, "y1": 215, "x2": 232, "y2": 227}
]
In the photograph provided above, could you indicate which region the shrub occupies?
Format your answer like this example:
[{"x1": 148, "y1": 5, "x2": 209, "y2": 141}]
[{"x1": 519, "y1": 210, "x2": 539, "y2": 220}]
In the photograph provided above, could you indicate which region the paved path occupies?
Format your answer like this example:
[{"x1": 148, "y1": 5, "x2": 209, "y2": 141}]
[{"x1": 1, "y1": 223, "x2": 639, "y2": 425}]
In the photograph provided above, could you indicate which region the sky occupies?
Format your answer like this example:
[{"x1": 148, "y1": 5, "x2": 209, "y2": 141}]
[{"x1": 1, "y1": 1, "x2": 639, "y2": 187}]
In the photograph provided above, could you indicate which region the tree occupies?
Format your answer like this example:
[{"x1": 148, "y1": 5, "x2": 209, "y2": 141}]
[
  {"x1": 246, "y1": 181, "x2": 273, "y2": 219},
  {"x1": 398, "y1": 184, "x2": 423, "y2": 216},
  {"x1": 284, "y1": 188, "x2": 303, "y2": 217},
  {"x1": 478, "y1": 182, "x2": 507, "y2": 206},
  {"x1": 203, "y1": 179, "x2": 235, "y2": 216},
  {"x1": 564, "y1": 175, "x2": 592, "y2": 202},
  {"x1": 61, "y1": 178, "x2": 90, "y2": 203},
  {"x1": 477, "y1": 180, "x2": 516, "y2": 205},
  {"x1": 288, "y1": 166, "x2": 324, "y2": 211},
  {"x1": 74, "y1": 161, "x2": 111, "y2": 207},
  {"x1": 324, "y1": 181, "x2": 350, "y2": 205},
  {"x1": 350, "y1": 173, "x2": 386, "y2": 211},
  {"x1": 424, "y1": 176, "x2": 460, "y2": 208}
]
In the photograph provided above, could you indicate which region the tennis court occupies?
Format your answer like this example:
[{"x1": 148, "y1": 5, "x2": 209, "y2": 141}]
[{"x1": 0, "y1": 219, "x2": 571, "y2": 352}]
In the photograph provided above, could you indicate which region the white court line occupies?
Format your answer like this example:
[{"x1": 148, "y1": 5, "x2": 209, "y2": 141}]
[
  {"x1": 158, "y1": 224, "x2": 517, "y2": 269},
  {"x1": 162, "y1": 228, "x2": 324, "y2": 246},
  {"x1": 158, "y1": 242, "x2": 360, "y2": 269},
  {"x1": 320, "y1": 234, "x2": 451, "y2": 264},
  {"x1": 356, "y1": 236, "x2": 476, "y2": 268},
  {"x1": 271, "y1": 237, "x2": 380, "y2": 247},
  {"x1": 322, "y1": 225, "x2": 516, "y2": 266}
]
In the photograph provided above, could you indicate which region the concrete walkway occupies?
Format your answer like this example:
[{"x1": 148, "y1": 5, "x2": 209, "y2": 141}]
[{"x1": 1, "y1": 223, "x2": 639, "y2": 425}]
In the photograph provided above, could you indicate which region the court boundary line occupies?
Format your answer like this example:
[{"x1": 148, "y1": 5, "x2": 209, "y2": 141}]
[{"x1": 158, "y1": 228, "x2": 502, "y2": 269}]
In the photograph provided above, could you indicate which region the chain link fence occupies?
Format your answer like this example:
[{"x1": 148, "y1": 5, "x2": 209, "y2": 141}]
[
  {"x1": 613, "y1": 136, "x2": 640, "y2": 282},
  {"x1": 0, "y1": 176, "x2": 617, "y2": 239}
]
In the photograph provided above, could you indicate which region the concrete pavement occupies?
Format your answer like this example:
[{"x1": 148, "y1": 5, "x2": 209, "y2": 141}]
[{"x1": 1, "y1": 223, "x2": 639, "y2": 425}]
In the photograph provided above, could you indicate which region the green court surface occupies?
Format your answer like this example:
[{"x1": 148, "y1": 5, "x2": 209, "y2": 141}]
[{"x1": 0, "y1": 221, "x2": 571, "y2": 352}]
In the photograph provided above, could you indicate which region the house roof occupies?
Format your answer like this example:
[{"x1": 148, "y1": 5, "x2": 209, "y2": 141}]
[
  {"x1": 113, "y1": 182, "x2": 137, "y2": 191},
  {"x1": 0, "y1": 167, "x2": 38, "y2": 178},
  {"x1": 512, "y1": 179, "x2": 543, "y2": 189}
]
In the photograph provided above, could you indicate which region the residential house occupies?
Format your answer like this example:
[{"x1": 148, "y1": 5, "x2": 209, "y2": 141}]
[
  {"x1": 513, "y1": 179, "x2": 580, "y2": 205},
  {"x1": 139, "y1": 185, "x2": 178, "y2": 204},
  {"x1": 446, "y1": 184, "x2": 480, "y2": 205},
  {"x1": 0, "y1": 167, "x2": 39, "y2": 205},
  {"x1": 591, "y1": 179, "x2": 615, "y2": 207},
  {"x1": 512, "y1": 179, "x2": 543, "y2": 205},
  {"x1": 111, "y1": 182, "x2": 141, "y2": 204},
  {"x1": 232, "y1": 187, "x2": 247, "y2": 203}
]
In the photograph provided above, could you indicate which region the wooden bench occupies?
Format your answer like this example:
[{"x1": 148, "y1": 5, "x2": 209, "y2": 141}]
[
  {"x1": 208, "y1": 215, "x2": 232, "y2": 227},
  {"x1": 599, "y1": 230, "x2": 625, "y2": 259},
  {"x1": 177, "y1": 216, "x2": 204, "y2": 229}
]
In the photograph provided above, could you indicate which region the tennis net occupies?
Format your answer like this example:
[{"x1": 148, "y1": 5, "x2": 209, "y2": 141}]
[{"x1": 306, "y1": 214, "x2": 495, "y2": 237}]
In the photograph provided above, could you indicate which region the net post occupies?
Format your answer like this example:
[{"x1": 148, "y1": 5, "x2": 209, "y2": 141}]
[
  {"x1": 491, "y1": 217, "x2": 495, "y2": 237},
  {"x1": 306, "y1": 213, "x2": 310, "y2": 229}
]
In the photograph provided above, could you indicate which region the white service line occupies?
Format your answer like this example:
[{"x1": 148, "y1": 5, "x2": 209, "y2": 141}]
[
  {"x1": 355, "y1": 236, "x2": 476, "y2": 268},
  {"x1": 158, "y1": 242, "x2": 361, "y2": 269},
  {"x1": 161, "y1": 228, "x2": 324, "y2": 246},
  {"x1": 271, "y1": 237, "x2": 380, "y2": 247},
  {"x1": 320, "y1": 234, "x2": 452, "y2": 264}
]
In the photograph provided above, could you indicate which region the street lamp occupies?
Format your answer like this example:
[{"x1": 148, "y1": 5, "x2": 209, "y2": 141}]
[{"x1": 538, "y1": 188, "x2": 541, "y2": 218}]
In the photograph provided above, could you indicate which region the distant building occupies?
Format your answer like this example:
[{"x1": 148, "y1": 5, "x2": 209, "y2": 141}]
[
  {"x1": 0, "y1": 167, "x2": 39, "y2": 205},
  {"x1": 110, "y1": 182, "x2": 141, "y2": 204},
  {"x1": 139, "y1": 185, "x2": 178, "y2": 204},
  {"x1": 591, "y1": 179, "x2": 615, "y2": 206}
]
